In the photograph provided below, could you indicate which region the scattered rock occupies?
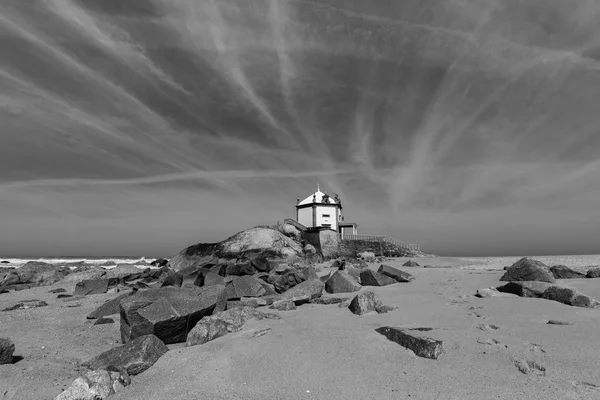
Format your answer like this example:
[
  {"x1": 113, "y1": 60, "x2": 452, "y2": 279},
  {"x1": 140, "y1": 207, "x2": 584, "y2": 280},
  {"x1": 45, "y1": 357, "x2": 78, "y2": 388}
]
[
  {"x1": 310, "y1": 297, "x2": 347, "y2": 305},
  {"x1": 330, "y1": 259, "x2": 345, "y2": 270},
  {"x1": 3, "y1": 299, "x2": 48, "y2": 311},
  {"x1": 4, "y1": 261, "x2": 68, "y2": 287},
  {"x1": 73, "y1": 279, "x2": 110, "y2": 296},
  {"x1": 348, "y1": 291, "x2": 386, "y2": 315},
  {"x1": 94, "y1": 317, "x2": 115, "y2": 325},
  {"x1": 55, "y1": 369, "x2": 130, "y2": 400},
  {"x1": 358, "y1": 252, "x2": 376, "y2": 262},
  {"x1": 496, "y1": 281, "x2": 554, "y2": 298},
  {"x1": 377, "y1": 265, "x2": 415, "y2": 283},
  {"x1": 475, "y1": 287, "x2": 516, "y2": 298},
  {"x1": 550, "y1": 265, "x2": 586, "y2": 279},
  {"x1": 269, "y1": 299, "x2": 296, "y2": 311},
  {"x1": 186, "y1": 307, "x2": 279, "y2": 347},
  {"x1": 499, "y1": 257, "x2": 555, "y2": 283},
  {"x1": 83, "y1": 334, "x2": 168, "y2": 375},
  {"x1": 119, "y1": 285, "x2": 227, "y2": 344},
  {"x1": 159, "y1": 270, "x2": 183, "y2": 288},
  {"x1": 547, "y1": 320, "x2": 573, "y2": 325},
  {"x1": 49, "y1": 288, "x2": 67, "y2": 294},
  {"x1": 202, "y1": 271, "x2": 225, "y2": 287},
  {"x1": 277, "y1": 279, "x2": 325, "y2": 305},
  {"x1": 375, "y1": 327, "x2": 443, "y2": 359},
  {"x1": 402, "y1": 260, "x2": 420, "y2": 267},
  {"x1": 105, "y1": 264, "x2": 143, "y2": 281},
  {"x1": 514, "y1": 359, "x2": 546, "y2": 376},
  {"x1": 359, "y1": 269, "x2": 397, "y2": 287},
  {"x1": 57, "y1": 294, "x2": 73, "y2": 299},
  {"x1": 0, "y1": 338, "x2": 15, "y2": 364},
  {"x1": 586, "y1": 268, "x2": 600, "y2": 278},
  {"x1": 325, "y1": 271, "x2": 361, "y2": 294},
  {"x1": 0, "y1": 289, "x2": 8, "y2": 294}
]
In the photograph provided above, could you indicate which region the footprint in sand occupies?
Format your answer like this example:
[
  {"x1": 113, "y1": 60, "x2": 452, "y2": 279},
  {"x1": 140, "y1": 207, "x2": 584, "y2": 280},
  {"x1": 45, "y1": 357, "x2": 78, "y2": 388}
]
[
  {"x1": 514, "y1": 358, "x2": 546, "y2": 376},
  {"x1": 476, "y1": 323, "x2": 500, "y2": 332}
]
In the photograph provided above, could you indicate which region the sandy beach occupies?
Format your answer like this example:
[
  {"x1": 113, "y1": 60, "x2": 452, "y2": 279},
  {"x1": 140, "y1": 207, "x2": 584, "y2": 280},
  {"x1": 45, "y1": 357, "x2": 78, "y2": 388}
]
[{"x1": 2, "y1": 256, "x2": 600, "y2": 400}]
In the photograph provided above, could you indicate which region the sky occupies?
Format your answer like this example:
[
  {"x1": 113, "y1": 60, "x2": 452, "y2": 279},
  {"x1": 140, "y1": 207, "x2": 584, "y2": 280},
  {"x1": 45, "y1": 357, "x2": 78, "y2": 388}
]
[{"x1": 1, "y1": 0, "x2": 600, "y2": 258}]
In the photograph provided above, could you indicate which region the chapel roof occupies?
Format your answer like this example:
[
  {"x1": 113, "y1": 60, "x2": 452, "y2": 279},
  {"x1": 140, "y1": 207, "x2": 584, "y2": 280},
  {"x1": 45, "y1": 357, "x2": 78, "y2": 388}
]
[{"x1": 297, "y1": 189, "x2": 339, "y2": 206}]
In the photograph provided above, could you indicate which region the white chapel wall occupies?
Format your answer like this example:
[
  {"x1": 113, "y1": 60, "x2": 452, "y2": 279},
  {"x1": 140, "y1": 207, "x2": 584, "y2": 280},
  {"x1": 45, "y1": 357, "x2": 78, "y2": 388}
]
[{"x1": 297, "y1": 207, "x2": 313, "y2": 227}]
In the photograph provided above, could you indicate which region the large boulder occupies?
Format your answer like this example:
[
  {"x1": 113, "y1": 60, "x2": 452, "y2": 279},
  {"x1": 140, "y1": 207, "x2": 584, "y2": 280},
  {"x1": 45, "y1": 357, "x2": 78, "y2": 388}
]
[
  {"x1": 119, "y1": 285, "x2": 227, "y2": 344},
  {"x1": 360, "y1": 270, "x2": 397, "y2": 287},
  {"x1": 55, "y1": 369, "x2": 130, "y2": 400},
  {"x1": 499, "y1": 257, "x2": 555, "y2": 283},
  {"x1": 277, "y1": 279, "x2": 325, "y2": 304},
  {"x1": 267, "y1": 267, "x2": 316, "y2": 293},
  {"x1": 348, "y1": 291, "x2": 391, "y2": 315},
  {"x1": 0, "y1": 338, "x2": 15, "y2": 364},
  {"x1": 549, "y1": 265, "x2": 586, "y2": 279},
  {"x1": 377, "y1": 265, "x2": 415, "y2": 283},
  {"x1": 496, "y1": 281, "x2": 599, "y2": 308},
  {"x1": 186, "y1": 307, "x2": 280, "y2": 347},
  {"x1": 82, "y1": 335, "x2": 168, "y2": 375},
  {"x1": 325, "y1": 271, "x2": 361, "y2": 294},
  {"x1": 586, "y1": 268, "x2": 600, "y2": 278}
]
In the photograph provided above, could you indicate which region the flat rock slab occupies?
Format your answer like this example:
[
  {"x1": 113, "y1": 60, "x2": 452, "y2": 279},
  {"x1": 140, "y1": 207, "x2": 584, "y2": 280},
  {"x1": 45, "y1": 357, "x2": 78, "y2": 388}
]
[
  {"x1": 310, "y1": 297, "x2": 348, "y2": 305},
  {"x1": 186, "y1": 307, "x2": 280, "y2": 347},
  {"x1": 547, "y1": 320, "x2": 573, "y2": 325},
  {"x1": 499, "y1": 257, "x2": 555, "y2": 283},
  {"x1": 403, "y1": 260, "x2": 420, "y2": 267},
  {"x1": 375, "y1": 327, "x2": 443, "y2": 360},
  {"x1": 230, "y1": 275, "x2": 267, "y2": 298},
  {"x1": 377, "y1": 265, "x2": 415, "y2": 283},
  {"x1": 94, "y1": 317, "x2": 115, "y2": 325},
  {"x1": 269, "y1": 299, "x2": 296, "y2": 311},
  {"x1": 74, "y1": 279, "x2": 110, "y2": 296},
  {"x1": 119, "y1": 285, "x2": 227, "y2": 344},
  {"x1": 277, "y1": 279, "x2": 324, "y2": 305},
  {"x1": 360, "y1": 270, "x2": 397, "y2": 287},
  {"x1": 55, "y1": 369, "x2": 130, "y2": 400},
  {"x1": 83, "y1": 334, "x2": 168, "y2": 376},
  {"x1": 0, "y1": 337, "x2": 15, "y2": 364},
  {"x1": 2, "y1": 299, "x2": 48, "y2": 311},
  {"x1": 325, "y1": 271, "x2": 361, "y2": 294},
  {"x1": 86, "y1": 292, "x2": 139, "y2": 319}
]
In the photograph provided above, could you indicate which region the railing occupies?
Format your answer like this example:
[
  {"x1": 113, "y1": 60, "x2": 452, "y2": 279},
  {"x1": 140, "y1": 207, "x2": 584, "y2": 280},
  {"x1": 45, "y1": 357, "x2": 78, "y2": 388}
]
[{"x1": 337, "y1": 234, "x2": 420, "y2": 252}]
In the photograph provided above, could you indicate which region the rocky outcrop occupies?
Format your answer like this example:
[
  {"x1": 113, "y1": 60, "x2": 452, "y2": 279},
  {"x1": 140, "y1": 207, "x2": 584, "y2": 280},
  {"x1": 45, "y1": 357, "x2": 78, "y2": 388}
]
[
  {"x1": 325, "y1": 271, "x2": 361, "y2": 294},
  {"x1": 496, "y1": 281, "x2": 553, "y2": 298},
  {"x1": 119, "y1": 285, "x2": 227, "y2": 344},
  {"x1": 267, "y1": 266, "x2": 316, "y2": 293},
  {"x1": 375, "y1": 327, "x2": 443, "y2": 359},
  {"x1": 475, "y1": 287, "x2": 516, "y2": 298},
  {"x1": 499, "y1": 257, "x2": 555, "y2": 283},
  {"x1": 61, "y1": 268, "x2": 107, "y2": 284},
  {"x1": 359, "y1": 270, "x2": 397, "y2": 287},
  {"x1": 186, "y1": 307, "x2": 280, "y2": 347},
  {"x1": 549, "y1": 265, "x2": 586, "y2": 279},
  {"x1": 1, "y1": 261, "x2": 68, "y2": 287},
  {"x1": 226, "y1": 275, "x2": 267, "y2": 298},
  {"x1": 82, "y1": 335, "x2": 168, "y2": 375},
  {"x1": 0, "y1": 338, "x2": 15, "y2": 364},
  {"x1": 168, "y1": 227, "x2": 303, "y2": 271},
  {"x1": 55, "y1": 369, "x2": 130, "y2": 400},
  {"x1": 377, "y1": 265, "x2": 415, "y2": 283}
]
